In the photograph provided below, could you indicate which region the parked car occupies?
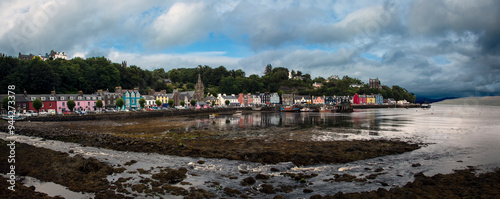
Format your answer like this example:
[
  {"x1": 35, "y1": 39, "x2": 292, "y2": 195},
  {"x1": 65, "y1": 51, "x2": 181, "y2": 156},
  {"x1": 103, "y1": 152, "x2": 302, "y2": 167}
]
[
  {"x1": 105, "y1": 108, "x2": 116, "y2": 113},
  {"x1": 27, "y1": 110, "x2": 38, "y2": 117},
  {"x1": 63, "y1": 111, "x2": 71, "y2": 115},
  {"x1": 38, "y1": 110, "x2": 49, "y2": 116}
]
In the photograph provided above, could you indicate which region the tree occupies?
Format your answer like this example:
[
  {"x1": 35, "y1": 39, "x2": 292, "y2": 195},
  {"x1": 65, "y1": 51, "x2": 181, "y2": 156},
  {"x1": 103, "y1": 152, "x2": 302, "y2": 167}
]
[
  {"x1": 211, "y1": 100, "x2": 215, "y2": 107},
  {"x1": 67, "y1": 99, "x2": 76, "y2": 112},
  {"x1": 264, "y1": 64, "x2": 273, "y2": 76},
  {"x1": 96, "y1": 99, "x2": 103, "y2": 110},
  {"x1": 32, "y1": 98, "x2": 43, "y2": 113},
  {"x1": 155, "y1": 100, "x2": 162, "y2": 107},
  {"x1": 168, "y1": 99, "x2": 174, "y2": 108},
  {"x1": 180, "y1": 100, "x2": 185, "y2": 106},
  {"x1": 115, "y1": 98, "x2": 124, "y2": 110},
  {"x1": 139, "y1": 98, "x2": 146, "y2": 109},
  {"x1": 1, "y1": 97, "x2": 8, "y2": 111},
  {"x1": 190, "y1": 99, "x2": 196, "y2": 106},
  {"x1": 225, "y1": 100, "x2": 230, "y2": 106}
]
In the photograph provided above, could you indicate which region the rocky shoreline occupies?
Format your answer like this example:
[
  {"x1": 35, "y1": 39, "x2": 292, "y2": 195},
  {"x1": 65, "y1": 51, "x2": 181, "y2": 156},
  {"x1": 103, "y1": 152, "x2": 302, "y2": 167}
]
[
  {"x1": 3, "y1": 121, "x2": 419, "y2": 166},
  {"x1": 1, "y1": 139, "x2": 499, "y2": 198}
]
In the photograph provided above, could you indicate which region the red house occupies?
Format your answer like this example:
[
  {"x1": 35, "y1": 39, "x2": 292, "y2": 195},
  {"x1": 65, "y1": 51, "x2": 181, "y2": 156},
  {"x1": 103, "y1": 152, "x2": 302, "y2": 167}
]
[
  {"x1": 28, "y1": 93, "x2": 58, "y2": 113},
  {"x1": 353, "y1": 94, "x2": 360, "y2": 104}
]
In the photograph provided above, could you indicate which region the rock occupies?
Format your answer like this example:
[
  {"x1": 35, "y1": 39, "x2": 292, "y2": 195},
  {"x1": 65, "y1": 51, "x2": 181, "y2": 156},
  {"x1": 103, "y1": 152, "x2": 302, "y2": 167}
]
[
  {"x1": 68, "y1": 150, "x2": 74, "y2": 153},
  {"x1": 256, "y1": 173, "x2": 270, "y2": 180},
  {"x1": 260, "y1": 184, "x2": 276, "y2": 194},
  {"x1": 241, "y1": 177, "x2": 256, "y2": 186},
  {"x1": 303, "y1": 188, "x2": 314, "y2": 193},
  {"x1": 197, "y1": 160, "x2": 205, "y2": 164},
  {"x1": 411, "y1": 163, "x2": 421, "y2": 167},
  {"x1": 271, "y1": 167, "x2": 280, "y2": 172}
]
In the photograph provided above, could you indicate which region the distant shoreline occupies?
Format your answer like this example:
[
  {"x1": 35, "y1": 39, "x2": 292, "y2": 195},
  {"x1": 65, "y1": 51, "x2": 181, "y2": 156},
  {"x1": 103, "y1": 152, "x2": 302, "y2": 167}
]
[{"x1": 434, "y1": 96, "x2": 500, "y2": 106}]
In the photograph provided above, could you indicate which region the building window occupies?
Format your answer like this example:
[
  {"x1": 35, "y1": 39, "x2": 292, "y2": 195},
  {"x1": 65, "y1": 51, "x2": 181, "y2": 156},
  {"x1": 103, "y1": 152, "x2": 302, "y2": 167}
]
[
  {"x1": 61, "y1": 97, "x2": 65, "y2": 100},
  {"x1": 49, "y1": 103, "x2": 52, "y2": 107},
  {"x1": 31, "y1": 97, "x2": 36, "y2": 100},
  {"x1": 70, "y1": 97, "x2": 74, "y2": 100},
  {"x1": 42, "y1": 104, "x2": 44, "y2": 107},
  {"x1": 41, "y1": 97, "x2": 46, "y2": 100},
  {"x1": 23, "y1": 104, "x2": 26, "y2": 108},
  {"x1": 88, "y1": 102, "x2": 90, "y2": 106},
  {"x1": 63, "y1": 102, "x2": 65, "y2": 106},
  {"x1": 50, "y1": 97, "x2": 54, "y2": 100},
  {"x1": 77, "y1": 102, "x2": 80, "y2": 106}
]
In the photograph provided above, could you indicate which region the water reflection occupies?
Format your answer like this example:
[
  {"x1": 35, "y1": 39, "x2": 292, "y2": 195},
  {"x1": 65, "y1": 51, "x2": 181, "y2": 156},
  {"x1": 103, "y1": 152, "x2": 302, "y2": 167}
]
[{"x1": 189, "y1": 109, "x2": 408, "y2": 131}]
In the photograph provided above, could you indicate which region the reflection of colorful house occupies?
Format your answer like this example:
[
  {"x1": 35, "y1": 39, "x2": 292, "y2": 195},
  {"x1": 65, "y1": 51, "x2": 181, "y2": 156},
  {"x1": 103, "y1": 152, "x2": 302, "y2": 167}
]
[{"x1": 312, "y1": 96, "x2": 324, "y2": 104}]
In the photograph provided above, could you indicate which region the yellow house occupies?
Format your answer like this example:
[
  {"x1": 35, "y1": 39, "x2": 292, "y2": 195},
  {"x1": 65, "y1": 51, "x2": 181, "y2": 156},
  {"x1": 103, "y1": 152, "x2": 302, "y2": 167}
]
[
  {"x1": 156, "y1": 94, "x2": 168, "y2": 105},
  {"x1": 367, "y1": 95, "x2": 376, "y2": 104}
]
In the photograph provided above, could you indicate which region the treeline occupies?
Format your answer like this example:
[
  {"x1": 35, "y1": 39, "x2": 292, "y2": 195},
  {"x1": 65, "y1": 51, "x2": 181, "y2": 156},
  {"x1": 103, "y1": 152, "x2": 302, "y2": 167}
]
[
  {"x1": 0, "y1": 56, "x2": 169, "y2": 95},
  {"x1": 0, "y1": 56, "x2": 415, "y2": 103}
]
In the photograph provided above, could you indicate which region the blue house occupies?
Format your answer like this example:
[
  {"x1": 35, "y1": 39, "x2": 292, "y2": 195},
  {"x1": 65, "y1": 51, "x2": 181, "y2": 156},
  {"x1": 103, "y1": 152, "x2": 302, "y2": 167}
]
[
  {"x1": 325, "y1": 96, "x2": 334, "y2": 105},
  {"x1": 122, "y1": 88, "x2": 142, "y2": 110},
  {"x1": 375, "y1": 93, "x2": 384, "y2": 105}
]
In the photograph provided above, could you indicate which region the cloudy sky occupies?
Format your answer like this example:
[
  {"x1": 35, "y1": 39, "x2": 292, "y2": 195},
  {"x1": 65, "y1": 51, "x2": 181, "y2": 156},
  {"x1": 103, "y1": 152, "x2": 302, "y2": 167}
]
[{"x1": 1, "y1": 0, "x2": 499, "y2": 98}]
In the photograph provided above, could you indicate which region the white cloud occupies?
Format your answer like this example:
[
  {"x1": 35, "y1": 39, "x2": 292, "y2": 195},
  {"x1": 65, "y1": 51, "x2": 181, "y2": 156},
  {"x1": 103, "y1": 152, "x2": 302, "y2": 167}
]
[{"x1": 149, "y1": 2, "x2": 220, "y2": 48}]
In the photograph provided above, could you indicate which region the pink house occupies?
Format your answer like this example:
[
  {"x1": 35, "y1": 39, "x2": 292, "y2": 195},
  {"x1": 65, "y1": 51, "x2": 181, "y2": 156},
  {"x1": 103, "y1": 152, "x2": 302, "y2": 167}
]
[
  {"x1": 57, "y1": 93, "x2": 105, "y2": 113},
  {"x1": 312, "y1": 96, "x2": 324, "y2": 104}
]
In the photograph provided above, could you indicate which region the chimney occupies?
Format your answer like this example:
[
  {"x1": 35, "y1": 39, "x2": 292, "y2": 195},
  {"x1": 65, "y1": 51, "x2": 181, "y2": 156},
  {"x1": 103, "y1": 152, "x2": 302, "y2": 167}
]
[
  {"x1": 149, "y1": 89, "x2": 155, "y2": 96},
  {"x1": 24, "y1": 90, "x2": 27, "y2": 97},
  {"x1": 115, "y1": 86, "x2": 122, "y2": 94},
  {"x1": 78, "y1": 90, "x2": 83, "y2": 97},
  {"x1": 51, "y1": 90, "x2": 56, "y2": 97}
]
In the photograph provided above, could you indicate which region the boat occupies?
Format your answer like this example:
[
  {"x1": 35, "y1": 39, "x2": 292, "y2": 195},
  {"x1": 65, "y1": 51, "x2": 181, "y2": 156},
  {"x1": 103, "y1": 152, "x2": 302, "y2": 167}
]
[
  {"x1": 252, "y1": 106, "x2": 262, "y2": 111},
  {"x1": 319, "y1": 106, "x2": 332, "y2": 112},
  {"x1": 300, "y1": 107, "x2": 313, "y2": 112},
  {"x1": 421, "y1": 102, "x2": 431, "y2": 109},
  {"x1": 233, "y1": 110, "x2": 243, "y2": 116},
  {"x1": 280, "y1": 105, "x2": 300, "y2": 112},
  {"x1": 1, "y1": 115, "x2": 26, "y2": 121}
]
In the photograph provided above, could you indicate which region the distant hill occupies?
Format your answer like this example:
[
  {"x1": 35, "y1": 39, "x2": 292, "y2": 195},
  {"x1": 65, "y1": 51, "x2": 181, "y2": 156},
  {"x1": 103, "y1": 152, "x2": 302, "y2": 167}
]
[
  {"x1": 434, "y1": 96, "x2": 500, "y2": 106},
  {"x1": 416, "y1": 96, "x2": 458, "y2": 104}
]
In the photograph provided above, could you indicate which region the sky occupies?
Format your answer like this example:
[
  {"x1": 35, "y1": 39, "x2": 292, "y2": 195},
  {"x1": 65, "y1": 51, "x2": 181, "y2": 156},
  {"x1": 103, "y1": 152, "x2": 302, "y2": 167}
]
[{"x1": 1, "y1": 0, "x2": 499, "y2": 98}]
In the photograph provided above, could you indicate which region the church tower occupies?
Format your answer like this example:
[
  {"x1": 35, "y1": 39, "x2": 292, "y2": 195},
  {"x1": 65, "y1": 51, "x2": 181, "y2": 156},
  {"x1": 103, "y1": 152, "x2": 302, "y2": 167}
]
[{"x1": 195, "y1": 74, "x2": 205, "y2": 102}]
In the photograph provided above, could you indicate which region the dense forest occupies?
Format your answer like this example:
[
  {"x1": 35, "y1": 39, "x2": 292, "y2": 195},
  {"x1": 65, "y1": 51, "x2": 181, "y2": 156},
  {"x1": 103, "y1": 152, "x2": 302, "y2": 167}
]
[{"x1": 0, "y1": 56, "x2": 416, "y2": 103}]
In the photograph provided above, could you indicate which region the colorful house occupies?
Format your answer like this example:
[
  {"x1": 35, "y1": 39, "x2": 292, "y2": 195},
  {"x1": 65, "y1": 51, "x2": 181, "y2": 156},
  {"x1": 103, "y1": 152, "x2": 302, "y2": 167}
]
[
  {"x1": 366, "y1": 95, "x2": 376, "y2": 104},
  {"x1": 59, "y1": 92, "x2": 105, "y2": 112},
  {"x1": 353, "y1": 94, "x2": 360, "y2": 105},
  {"x1": 312, "y1": 96, "x2": 325, "y2": 104},
  {"x1": 325, "y1": 96, "x2": 334, "y2": 105},
  {"x1": 375, "y1": 94, "x2": 384, "y2": 105},
  {"x1": 122, "y1": 88, "x2": 141, "y2": 110},
  {"x1": 27, "y1": 92, "x2": 57, "y2": 113},
  {"x1": 294, "y1": 95, "x2": 311, "y2": 104},
  {"x1": 270, "y1": 93, "x2": 280, "y2": 105}
]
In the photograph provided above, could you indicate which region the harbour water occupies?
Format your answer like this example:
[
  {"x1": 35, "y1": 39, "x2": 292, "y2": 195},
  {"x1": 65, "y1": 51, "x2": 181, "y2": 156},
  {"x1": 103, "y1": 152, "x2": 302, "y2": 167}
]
[{"x1": 2, "y1": 104, "x2": 500, "y2": 198}]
